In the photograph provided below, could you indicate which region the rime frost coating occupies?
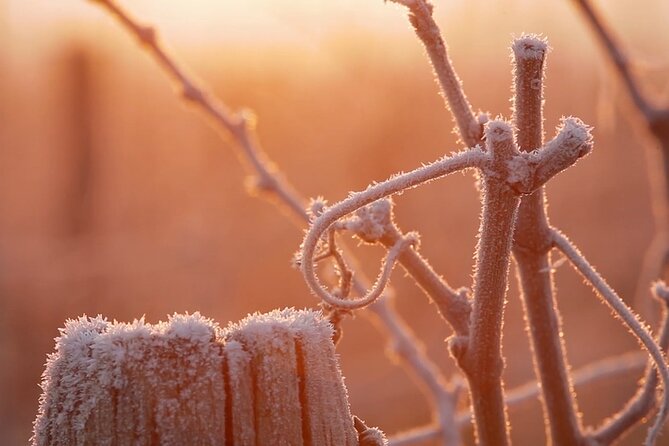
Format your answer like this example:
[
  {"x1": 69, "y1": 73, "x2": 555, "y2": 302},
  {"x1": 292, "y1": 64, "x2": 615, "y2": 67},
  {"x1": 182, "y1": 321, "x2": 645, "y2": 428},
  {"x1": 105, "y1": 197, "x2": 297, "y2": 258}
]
[{"x1": 32, "y1": 309, "x2": 357, "y2": 445}]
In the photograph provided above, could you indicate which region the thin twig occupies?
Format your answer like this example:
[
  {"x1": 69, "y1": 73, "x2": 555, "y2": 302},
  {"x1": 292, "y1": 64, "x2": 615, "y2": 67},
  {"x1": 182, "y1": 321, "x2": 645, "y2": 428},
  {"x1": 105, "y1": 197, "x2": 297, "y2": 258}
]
[
  {"x1": 570, "y1": 0, "x2": 655, "y2": 121},
  {"x1": 571, "y1": 0, "x2": 669, "y2": 316},
  {"x1": 379, "y1": 221, "x2": 471, "y2": 337},
  {"x1": 90, "y1": 0, "x2": 308, "y2": 222},
  {"x1": 339, "y1": 198, "x2": 471, "y2": 336},
  {"x1": 389, "y1": 425, "x2": 442, "y2": 446},
  {"x1": 592, "y1": 283, "x2": 669, "y2": 444},
  {"x1": 552, "y1": 229, "x2": 669, "y2": 445},
  {"x1": 389, "y1": 0, "x2": 482, "y2": 147},
  {"x1": 370, "y1": 299, "x2": 461, "y2": 446},
  {"x1": 338, "y1": 199, "x2": 467, "y2": 444}
]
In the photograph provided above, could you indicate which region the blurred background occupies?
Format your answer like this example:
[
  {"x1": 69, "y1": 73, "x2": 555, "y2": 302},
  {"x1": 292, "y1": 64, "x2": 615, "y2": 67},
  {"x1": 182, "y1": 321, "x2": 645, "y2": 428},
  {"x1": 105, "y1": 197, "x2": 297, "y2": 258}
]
[{"x1": 2, "y1": 0, "x2": 669, "y2": 444}]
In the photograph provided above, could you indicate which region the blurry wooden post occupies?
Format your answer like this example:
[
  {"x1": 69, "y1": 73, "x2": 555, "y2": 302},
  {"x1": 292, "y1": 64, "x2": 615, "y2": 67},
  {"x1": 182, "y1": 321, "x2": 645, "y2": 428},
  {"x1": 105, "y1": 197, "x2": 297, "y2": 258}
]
[{"x1": 60, "y1": 47, "x2": 95, "y2": 236}]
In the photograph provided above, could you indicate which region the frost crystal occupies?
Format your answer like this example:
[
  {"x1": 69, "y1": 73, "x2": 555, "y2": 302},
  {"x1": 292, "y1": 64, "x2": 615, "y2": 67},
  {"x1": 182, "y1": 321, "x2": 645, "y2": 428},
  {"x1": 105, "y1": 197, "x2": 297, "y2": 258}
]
[
  {"x1": 343, "y1": 199, "x2": 393, "y2": 243},
  {"x1": 512, "y1": 34, "x2": 548, "y2": 60},
  {"x1": 32, "y1": 309, "x2": 358, "y2": 445}
]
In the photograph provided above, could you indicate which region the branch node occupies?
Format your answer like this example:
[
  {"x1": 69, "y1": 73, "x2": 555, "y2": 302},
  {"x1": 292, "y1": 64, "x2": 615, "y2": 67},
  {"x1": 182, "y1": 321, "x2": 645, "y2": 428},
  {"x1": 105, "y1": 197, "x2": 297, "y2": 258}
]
[
  {"x1": 181, "y1": 84, "x2": 205, "y2": 104},
  {"x1": 448, "y1": 334, "x2": 469, "y2": 367},
  {"x1": 519, "y1": 117, "x2": 593, "y2": 193},
  {"x1": 137, "y1": 25, "x2": 156, "y2": 46}
]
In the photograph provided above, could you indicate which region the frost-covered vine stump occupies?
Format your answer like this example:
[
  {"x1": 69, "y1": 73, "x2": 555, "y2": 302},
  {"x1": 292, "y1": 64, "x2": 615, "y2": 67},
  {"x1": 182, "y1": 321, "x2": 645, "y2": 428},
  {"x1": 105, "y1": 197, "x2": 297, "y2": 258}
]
[{"x1": 32, "y1": 309, "x2": 362, "y2": 446}]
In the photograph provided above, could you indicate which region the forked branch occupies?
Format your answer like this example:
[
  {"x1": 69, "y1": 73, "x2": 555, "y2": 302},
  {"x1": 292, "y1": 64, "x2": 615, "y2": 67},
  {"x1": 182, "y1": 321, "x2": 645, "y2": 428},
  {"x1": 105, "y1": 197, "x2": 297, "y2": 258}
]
[
  {"x1": 300, "y1": 117, "x2": 591, "y2": 444},
  {"x1": 300, "y1": 147, "x2": 486, "y2": 309},
  {"x1": 338, "y1": 198, "x2": 471, "y2": 336},
  {"x1": 301, "y1": 117, "x2": 592, "y2": 312}
]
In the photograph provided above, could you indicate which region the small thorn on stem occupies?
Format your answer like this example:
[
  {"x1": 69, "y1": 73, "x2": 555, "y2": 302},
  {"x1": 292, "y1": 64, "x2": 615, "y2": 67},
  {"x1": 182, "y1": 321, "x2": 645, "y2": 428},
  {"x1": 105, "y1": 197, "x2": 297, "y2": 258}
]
[{"x1": 353, "y1": 416, "x2": 388, "y2": 446}]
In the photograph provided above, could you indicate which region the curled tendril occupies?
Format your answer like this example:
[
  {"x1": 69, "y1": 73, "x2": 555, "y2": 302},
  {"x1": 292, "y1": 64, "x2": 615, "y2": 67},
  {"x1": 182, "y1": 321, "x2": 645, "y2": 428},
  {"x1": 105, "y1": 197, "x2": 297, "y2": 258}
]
[
  {"x1": 300, "y1": 147, "x2": 487, "y2": 309},
  {"x1": 304, "y1": 232, "x2": 417, "y2": 310}
]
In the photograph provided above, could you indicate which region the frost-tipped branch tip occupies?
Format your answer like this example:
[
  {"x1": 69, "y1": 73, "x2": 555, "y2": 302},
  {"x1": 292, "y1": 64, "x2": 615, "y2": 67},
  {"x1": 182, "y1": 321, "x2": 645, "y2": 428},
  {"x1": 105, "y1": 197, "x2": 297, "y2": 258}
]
[
  {"x1": 485, "y1": 119, "x2": 515, "y2": 145},
  {"x1": 507, "y1": 117, "x2": 593, "y2": 194},
  {"x1": 549, "y1": 117, "x2": 592, "y2": 153},
  {"x1": 554, "y1": 117, "x2": 593, "y2": 150},
  {"x1": 653, "y1": 280, "x2": 669, "y2": 304},
  {"x1": 512, "y1": 34, "x2": 549, "y2": 60},
  {"x1": 484, "y1": 119, "x2": 519, "y2": 169},
  {"x1": 532, "y1": 117, "x2": 592, "y2": 175},
  {"x1": 387, "y1": 0, "x2": 481, "y2": 147}
]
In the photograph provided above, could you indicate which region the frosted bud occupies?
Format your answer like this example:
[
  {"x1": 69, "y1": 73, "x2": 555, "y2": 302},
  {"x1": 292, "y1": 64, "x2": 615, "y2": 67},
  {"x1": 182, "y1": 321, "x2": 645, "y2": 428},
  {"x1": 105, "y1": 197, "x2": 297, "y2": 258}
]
[
  {"x1": 484, "y1": 120, "x2": 517, "y2": 160},
  {"x1": 343, "y1": 198, "x2": 394, "y2": 244}
]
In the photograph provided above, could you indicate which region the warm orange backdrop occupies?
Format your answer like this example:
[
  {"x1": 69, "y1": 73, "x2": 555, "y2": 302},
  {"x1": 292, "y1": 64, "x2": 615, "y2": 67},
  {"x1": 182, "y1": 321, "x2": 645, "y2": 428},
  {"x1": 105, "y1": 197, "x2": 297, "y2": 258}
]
[{"x1": 2, "y1": 0, "x2": 669, "y2": 444}]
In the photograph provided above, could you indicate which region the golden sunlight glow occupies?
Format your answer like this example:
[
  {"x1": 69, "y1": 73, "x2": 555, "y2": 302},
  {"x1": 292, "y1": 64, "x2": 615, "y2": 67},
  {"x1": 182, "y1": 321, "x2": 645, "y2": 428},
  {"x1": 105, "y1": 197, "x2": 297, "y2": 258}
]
[
  {"x1": 8, "y1": 0, "x2": 413, "y2": 44},
  {"x1": 3, "y1": 0, "x2": 669, "y2": 444}
]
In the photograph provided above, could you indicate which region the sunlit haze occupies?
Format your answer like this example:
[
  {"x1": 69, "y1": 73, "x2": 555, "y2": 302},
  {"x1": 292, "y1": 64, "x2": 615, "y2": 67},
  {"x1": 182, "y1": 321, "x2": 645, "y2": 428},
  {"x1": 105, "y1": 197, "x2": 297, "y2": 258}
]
[{"x1": 3, "y1": 0, "x2": 669, "y2": 444}]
